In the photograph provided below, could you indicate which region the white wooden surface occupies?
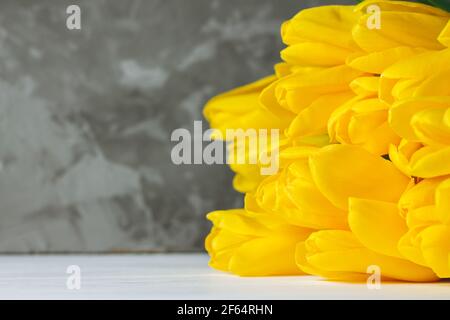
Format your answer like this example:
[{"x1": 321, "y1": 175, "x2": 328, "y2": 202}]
[{"x1": 0, "y1": 254, "x2": 448, "y2": 300}]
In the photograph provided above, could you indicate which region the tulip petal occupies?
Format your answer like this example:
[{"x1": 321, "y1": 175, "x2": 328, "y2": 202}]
[
  {"x1": 347, "y1": 47, "x2": 425, "y2": 74},
  {"x1": 398, "y1": 227, "x2": 429, "y2": 267},
  {"x1": 438, "y1": 20, "x2": 450, "y2": 47},
  {"x1": 310, "y1": 145, "x2": 410, "y2": 210},
  {"x1": 349, "y1": 76, "x2": 379, "y2": 96},
  {"x1": 285, "y1": 177, "x2": 348, "y2": 230},
  {"x1": 282, "y1": 5, "x2": 359, "y2": 49},
  {"x1": 399, "y1": 177, "x2": 444, "y2": 214},
  {"x1": 349, "y1": 198, "x2": 407, "y2": 258},
  {"x1": 353, "y1": 12, "x2": 447, "y2": 52},
  {"x1": 275, "y1": 65, "x2": 362, "y2": 114},
  {"x1": 389, "y1": 96, "x2": 450, "y2": 141},
  {"x1": 411, "y1": 108, "x2": 450, "y2": 148},
  {"x1": 415, "y1": 69, "x2": 450, "y2": 97},
  {"x1": 360, "y1": 121, "x2": 401, "y2": 156},
  {"x1": 383, "y1": 49, "x2": 450, "y2": 79},
  {"x1": 207, "y1": 210, "x2": 276, "y2": 237},
  {"x1": 299, "y1": 230, "x2": 437, "y2": 282},
  {"x1": 409, "y1": 146, "x2": 450, "y2": 178},
  {"x1": 281, "y1": 42, "x2": 352, "y2": 67},
  {"x1": 203, "y1": 75, "x2": 290, "y2": 137},
  {"x1": 229, "y1": 234, "x2": 306, "y2": 276},
  {"x1": 420, "y1": 225, "x2": 450, "y2": 278},
  {"x1": 295, "y1": 242, "x2": 366, "y2": 281},
  {"x1": 287, "y1": 92, "x2": 353, "y2": 138},
  {"x1": 436, "y1": 178, "x2": 450, "y2": 224}
]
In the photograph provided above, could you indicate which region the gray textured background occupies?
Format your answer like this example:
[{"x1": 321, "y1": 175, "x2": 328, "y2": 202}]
[{"x1": 0, "y1": 0, "x2": 352, "y2": 252}]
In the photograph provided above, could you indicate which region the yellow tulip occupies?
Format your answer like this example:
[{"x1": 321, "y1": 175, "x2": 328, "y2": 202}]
[
  {"x1": 255, "y1": 146, "x2": 349, "y2": 230},
  {"x1": 386, "y1": 53, "x2": 450, "y2": 178},
  {"x1": 203, "y1": 75, "x2": 291, "y2": 138},
  {"x1": 348, "y1": 0, "x2": 448, "y2": 74},
  {"x1": 398, "y1": 177, "x2": 450, "y2": 277},
  {"x1": 205, "y1": 195, "x2": 312, "y2": 276},
  {"x1": 256, "y1": 144, "x2": 410, "y2": 230},
  {"x1": 203, "y1": 1, "x2": 450, "y2": 283},
  {"x1": 389, "y1": 139, "x2": 423, "y2": 177},
  {"x1": 328, "y1": 95, "x2": 400, "y2": 156},
  {"x1": 281, "y1": 5, "x2": 360, "y2": 65},
  {"x1": 203, "y1": 74, "x2": 295, "y2": 193},
  {"x1": 309, "y1": 144, "x2": 410, "y2": 209},
  {"x1": 228, "y1": 134, "x2": 290, "y2": 193},
  {"x1": 353, "y1": 0, "x2": 449, "y2": 53},
  {"x1": 263, "y1": 5, "x2": 364, "y2": 142},
  {"x1": 335, "y1": 1, "x2": 449, "y2": 155},
  {"x1": 290, "y1": 145, "x2": 438, "y2": 281},
  {"x1": 380, "y1": 49, "x2": 450, "y2": 104},
  {"x1": 279, "y1": 66, "x2": 362, "y2": 137},
  {"x1": 296, "y1": 230, "x2": 438, "y2": 282}
]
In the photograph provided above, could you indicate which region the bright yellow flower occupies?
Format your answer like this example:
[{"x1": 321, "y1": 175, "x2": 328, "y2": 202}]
[
  {"x1": 329, "y1": 1, "x2": 450, "y2": 155},
  {"x1": 205, "y1": 195, "x2": 312, "y2": 276},
  {"x1": 278, "y1": 66, "x2": 363, "y2": 135},
  {"x1": 281, "y1": 5, "x2": 360, "y2": 65},
  {"x1": 264, "y1": 5, "x2": 364, "y2": 142},
  {"x1": 255, "y1": 146, "x2": 349, "y2": 230},
  {"x1": 203, "y1": 75, "x2": 294, "y2": 193},
  {"x1": 203, "y1": 0, "x2": 450, "y2": 283},
  {"x1": 290, "y1": 145, "x2": 437, "y2": 282},
  {"x1": 227, "y1": 135, "x2": 290, "y2": 193},
  {"x1": 352, "y1": 0, "x2": 449, "y2": 54},
  {"x1": 328, "y1": 83, "x2": 400, "y2": 156},
  {"x1": 256, "y1": 144, "x2": 410, "y2": 230},
  {"x1": 296, "y1": 230, "x2": 438, "y2": 282},
  {"x1": 382, "y1": 49, "x2": 450, "y2": 103},
  {"x1": 386, "y1": 50, "x2": 450, "y2": 178},
  {"x1": 348, "y1": 0, "x2": 449, "y2": 75},
  {"x1": 203, "y1": 75, "x2": 291, "y2": 138},
  {"x1": 398, "y1": 177, "x2": 450, "y2": 277}
]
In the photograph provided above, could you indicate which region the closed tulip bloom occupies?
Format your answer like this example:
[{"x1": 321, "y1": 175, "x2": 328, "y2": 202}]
[
  {"x1": 203, "y1": 74, "x2": 295, "y2": 193},
  {"x1": 328, "y1": 80, "x2": 400, "y2": 156},
  {"x1": 279, "y1": 66, "x2": 362, "y2": 136},
  {"x1": 296, "y1": 230, "x2": 438, "y2": 282},
  {"x1": 255, "y1": 146, "x2": 349, "y2": 230},
  {"x1": 334, "y1": 1, "x2": 449, "y2": 154},
  {"x1": 348, "y1": 0, "x2": 448, "y2": 82},
  {"x1": 203, "y1": 75, "x2": 291, "y2": 138},
  {"x1": 256, "y1": 144, "x2": 410, "y2": 231},
  {"x1": 398, "y1": 178, "x2": 450, "y2": 278},
  {"x1": 387, "y1": 51, "x2": 450, "y2": 178},
  {"x1": 203, "y1": 0, "x2": 450, "y2": 283},
  {"x1": 347, "y1": 0, "x2": 449, "y2": 74},
  {"x1": 292, "y1": 145, "x2": 438, "y2": 281},
  {"x1": 389, "y1": 139, "x2": 424, "y2": 177},
  {"x1": 205, "y1": 195, "x2": 312, "y2": 276},
  {"x1": 281, "y1": 5, "x2": 360, "y2": 66},
  {"x1": 381, "y1": 48, "x2": 450, "y2": 103},
  {"x1": 259, "y1": 5, "x2": 364, "y2": 142},
  {"x1": 227, "y1": 134, "x2": 291, "y2": 193},
  {"x1": 352, "y1": 0, "x2": 449, "y2": 53}
]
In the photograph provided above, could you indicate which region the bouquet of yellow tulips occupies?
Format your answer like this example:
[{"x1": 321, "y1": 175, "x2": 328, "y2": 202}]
[{"x1": 203, "y1": 0, "x2": 450, "y2": 282}]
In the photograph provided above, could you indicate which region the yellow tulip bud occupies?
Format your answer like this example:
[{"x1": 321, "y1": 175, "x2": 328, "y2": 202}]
[{"x1": 205, "y1": 198, "x2": 312, "y2": 276}]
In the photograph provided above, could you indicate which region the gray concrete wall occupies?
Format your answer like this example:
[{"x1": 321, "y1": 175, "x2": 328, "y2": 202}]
[{"x1": 0, "y1": 0, "x2": 353, "y2": 252}]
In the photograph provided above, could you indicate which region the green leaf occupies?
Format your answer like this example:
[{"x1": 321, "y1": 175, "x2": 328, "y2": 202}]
[{"x1": 424, "y1": 0, "x2": 450, "y2": 11}]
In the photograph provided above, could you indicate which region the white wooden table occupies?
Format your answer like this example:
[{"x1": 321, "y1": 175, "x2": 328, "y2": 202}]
[{"x1": 0, "y1": 254, "x2": 448, "y2": 299}]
